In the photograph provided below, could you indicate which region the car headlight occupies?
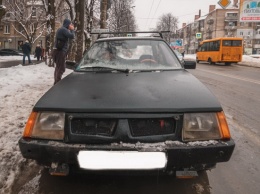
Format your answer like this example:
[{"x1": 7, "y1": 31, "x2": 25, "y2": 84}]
[
  {"x1": 182, "y1": 112, "x2": 231, "y2": 142},
  {"x1": 23, "y1": 112, "x2": 65, "y2": 140}
]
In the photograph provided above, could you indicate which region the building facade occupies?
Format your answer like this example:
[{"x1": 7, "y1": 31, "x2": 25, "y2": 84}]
[
  {"x1": 177, "y1": 1, "x2": 260, "y2": 55},
  {"x1": 0, "y1": 0, "x2": 47, "y2": 51},
  {"x1": 0, "y1": 0, "x2": 69, "y2": 53}
]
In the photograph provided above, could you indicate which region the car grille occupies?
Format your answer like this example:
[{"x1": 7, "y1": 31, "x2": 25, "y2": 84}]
[
  {"x1": 129, "y1": 118, "x2": 175, "y2": 137},
  {"x1": 70, "y1": 118, "x2": 117, "y2": 136}
]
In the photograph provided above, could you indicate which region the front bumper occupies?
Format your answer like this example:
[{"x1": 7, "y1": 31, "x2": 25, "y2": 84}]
[{"x1": 19, "y1": 138, "x2": 235, "y2": 173}]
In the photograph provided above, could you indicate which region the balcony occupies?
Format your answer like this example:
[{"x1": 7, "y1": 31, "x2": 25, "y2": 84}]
[
  {"x1": 253, "y1": 44, "x2": 260, "y2": 48},
  {"x1": 206, "y1": 28, "x2": 213, "y2": 33},
  {"x1": 207, "y1": 19, "x2": 214, "y2": 25},
  {"x1": 254, "y1": 34, "x2": 260, "y2": 39},
  {"x1": 205, "y1": 35, "x2": 212, "y2": 39},
  {"x1": 225, "y1": 15, "x2": 238, "y2": 21},
  {"x1": 225, "y1": 26, "x2": 237, "y2": 30}
]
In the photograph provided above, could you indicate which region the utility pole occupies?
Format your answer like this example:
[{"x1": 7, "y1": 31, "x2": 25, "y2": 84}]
[{"x1": 100, "y1": 0, "x2": 108, "y2": 29}]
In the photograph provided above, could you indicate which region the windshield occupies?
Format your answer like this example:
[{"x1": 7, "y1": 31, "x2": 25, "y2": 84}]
[{"x1": 77, "y1": 39, "x2": 182, "y2": 71}]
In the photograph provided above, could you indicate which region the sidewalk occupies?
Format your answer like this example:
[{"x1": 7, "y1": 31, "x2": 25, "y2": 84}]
[{"x1": 0, "y1": 59, "x2": 41, "y2": 68}]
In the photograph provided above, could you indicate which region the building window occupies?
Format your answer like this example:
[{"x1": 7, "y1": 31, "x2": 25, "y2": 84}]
[
  {"x1": 4, "y1": 25, "x2": 10, "y2": 34},
  {"x1": 240, "y1": 31, "x2": 243, "y2": 36},
  {"x1": 18, "y1": 41, "x2": 23, "y2": 50},
  {"x1": 32, "y1": 7, "x2": 36, "y2": 17}
]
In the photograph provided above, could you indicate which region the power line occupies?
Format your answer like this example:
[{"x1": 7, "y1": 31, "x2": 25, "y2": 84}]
[
  {"x1": 145, "y1": 0, "x2": 155, "y2": 29},
  {"x1": 147, "y1": 0, "x2": 162, "y2": 30}
]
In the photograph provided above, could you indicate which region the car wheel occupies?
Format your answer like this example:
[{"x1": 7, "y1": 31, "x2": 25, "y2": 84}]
[
  {"x1": 225, "y1": 62, "x2": 231, "y2": 66},
  {"x1": 208, "y1": 58, "x2": 215, "y2": 65},
  {"x1": 196, "y1": 58, "x2": 200, "y2": 63}
]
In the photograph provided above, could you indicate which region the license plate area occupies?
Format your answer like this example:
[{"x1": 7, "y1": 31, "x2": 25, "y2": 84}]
[{"x1": 77, "y1": 151, "x2": 167, "y2": 170}]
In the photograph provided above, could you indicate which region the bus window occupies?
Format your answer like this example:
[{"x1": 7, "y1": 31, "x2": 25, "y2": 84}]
[
  {"x1": 201, "y1": 43, "x2": 206, "y2": 51},
  {"x1": 209, "y1": 42, "x2": 214, "y2": 51},
  {"x1": 215, "y1": 41, "x2": 220, "y2": 51},
  {"x1": 223, "y1": 40, "x2": 232, "y2": 46},
  {"x1": 232, "y1": 40, "x2": 242, "y2": 46}
]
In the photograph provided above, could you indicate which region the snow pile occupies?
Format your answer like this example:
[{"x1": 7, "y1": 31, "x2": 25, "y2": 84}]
[
  {"x1": 0, "y1": 63, "x2": 70, "y2": 194},
  {"x1": 184, "y1": 54, "x2": 260, "y2": 68},
  {"x1": 0, "y1": 55, "x2": 34, "y2": 62}
]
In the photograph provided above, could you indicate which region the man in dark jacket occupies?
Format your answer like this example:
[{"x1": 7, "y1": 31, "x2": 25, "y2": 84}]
[
  {"x1": 53, "y1": 18, "x2": 75, "y2": 84},
  {"x1": 22, "y1": 40, "x2": 32, "y2": 65}
]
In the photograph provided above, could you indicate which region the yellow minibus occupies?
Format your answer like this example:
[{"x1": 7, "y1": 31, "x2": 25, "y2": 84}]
[{"x1": 196, "y1": 37, "x2": 243, "y2": 65}]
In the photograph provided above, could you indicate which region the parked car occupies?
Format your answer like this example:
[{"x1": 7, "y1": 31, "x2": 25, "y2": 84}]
[
  {"x1": 19, "y1": 32, "x2": 235, "y2": 177},
  {"x1": 0, "y1": 49, "x2": 23, "y2": 56}
]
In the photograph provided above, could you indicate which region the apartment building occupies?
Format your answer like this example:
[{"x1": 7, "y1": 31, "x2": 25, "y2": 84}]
[
  {"x1": 178, "y1": 1, "x2": 260, "y2": 55},
  {"x1": 0, "y1": 0, "x2": 47, "y2": 51}
]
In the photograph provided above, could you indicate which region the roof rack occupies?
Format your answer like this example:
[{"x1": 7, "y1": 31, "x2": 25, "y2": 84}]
[{"x1": 90, "y1": 31, "x2": 170, "y2": 39}]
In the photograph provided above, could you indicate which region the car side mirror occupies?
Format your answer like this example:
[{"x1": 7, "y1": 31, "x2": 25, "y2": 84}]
[
  {"x1": 66, "y1": 60, "x2": 77, "y2": 70},
  {"x1": 183, "y1": 60, "x2": 196, "y2": 69}
]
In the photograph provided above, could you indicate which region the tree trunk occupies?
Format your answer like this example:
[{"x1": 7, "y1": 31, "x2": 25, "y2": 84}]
[
  {"x1": 75, "y1": 0, "x2": 85, "y2": 63},
  {"x1": 85, "y1": 0, "x2": 94, "y2": 50},
  {"x1": 46, "y1": 0, "x2": 55, "y2": 66},
  {"x1": 100, "y1": 0, "x2": 107, "y2": 29}
]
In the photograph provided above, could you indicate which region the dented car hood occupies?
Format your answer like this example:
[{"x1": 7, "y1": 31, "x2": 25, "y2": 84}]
[{"x1": 34, "y1": 70, "x2": 222, "y2": 113}]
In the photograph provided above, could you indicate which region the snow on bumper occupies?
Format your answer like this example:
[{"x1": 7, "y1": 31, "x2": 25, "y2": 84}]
[{"x1": 18, "y1": 138, "x2": 235, "y2": 171}]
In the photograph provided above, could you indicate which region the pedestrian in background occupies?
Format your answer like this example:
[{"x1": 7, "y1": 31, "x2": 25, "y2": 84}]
[
  {"x1": 53, "y1": 18, "x2": 75, "y2": 85},
  {"x1": 182, "y1": 51, "x2": 185, "y2": 57},
  {"x1": 41, "y1": 46, "x2": 45, "y2": 60},
  {"x1": 22, "y1": 40, "x2": 32, "y2": 65},
  {"x1": 34, "y1": 44, "x2": 42, "y2": 61}
]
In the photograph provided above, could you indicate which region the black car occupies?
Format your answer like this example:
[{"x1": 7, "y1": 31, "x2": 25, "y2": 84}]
[
  {"x1": 19, "y1": 32, "x2": 235, "y2": 177},
  {"x1": 0, "y1": 49, "x2": 23, "y2": 56}
]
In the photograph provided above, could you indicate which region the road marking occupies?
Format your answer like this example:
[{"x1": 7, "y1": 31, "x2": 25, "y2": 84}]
[{"x1": 197, "y1": 68, "x2": 260, "y2": 85}]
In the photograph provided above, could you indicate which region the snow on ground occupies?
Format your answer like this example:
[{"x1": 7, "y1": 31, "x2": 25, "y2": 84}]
[
  {"x1": 0, "y1": 60, "x2": 71, "y2": 193},
  {"x1": 184, "y1": 54, "x2": 260, "y2": 68},
  {"x1": 0, "y1": 55, "x2": 34, "y2": 62},
  {"x1": 0, "y1": 55, "x2": 259, "y2": 193}
]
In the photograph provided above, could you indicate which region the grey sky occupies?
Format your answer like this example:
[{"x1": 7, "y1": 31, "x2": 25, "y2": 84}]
[{"x1": 134, "y1": 0, "x2": 224, "y2": 30}]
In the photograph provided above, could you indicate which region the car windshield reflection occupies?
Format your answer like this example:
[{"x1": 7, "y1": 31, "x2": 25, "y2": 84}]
[{"x1": 77, "y1": 39, "x2": 182, "y2": 71}]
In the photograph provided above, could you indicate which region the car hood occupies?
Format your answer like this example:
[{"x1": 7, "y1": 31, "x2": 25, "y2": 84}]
[{"x1": 34, "y1": 70, "x2": 222, "y2": 113}]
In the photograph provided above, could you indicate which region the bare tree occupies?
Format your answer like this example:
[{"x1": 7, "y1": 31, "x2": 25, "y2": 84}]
[
  {"x1": 41, "y1": 0, "x2": 55, "y2": 66},
  {"x1": 100, "y1": 0, "x2": 108, "y2": 29},
  {"x1": 156, "y1": 13, "x2": 179, "y2": 43},
  {"x1": 65, "y1": 0, "x2": 100, "y2": 60},
  {"x1": 0, "y1": 0, "x2": 7, "y2": 23},
  {"x1": 85, "y1": 0, "x2": 98, "y2": 49},
  {"x1": 4, "y1": 0, "x2": 46, "y2": 45},
  {"x1": 108, "y1": 0, "x2": 136, "y2": 32},
  {"x1": 75, "y1": 0, "x2": 85, "y2": 62}
]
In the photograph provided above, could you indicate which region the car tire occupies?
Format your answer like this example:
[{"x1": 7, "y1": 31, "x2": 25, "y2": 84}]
[
  {"x1": 225, "y1": 62, "x2": 231, "y2": 66},
  {"x1": 208, "y1": 58, "x2": 215, "y2": 65}
]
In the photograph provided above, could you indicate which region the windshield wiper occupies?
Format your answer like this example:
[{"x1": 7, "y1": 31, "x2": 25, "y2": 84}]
[{"x1": 79, "y1": 66, "x2": 131, "y2": 73}]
